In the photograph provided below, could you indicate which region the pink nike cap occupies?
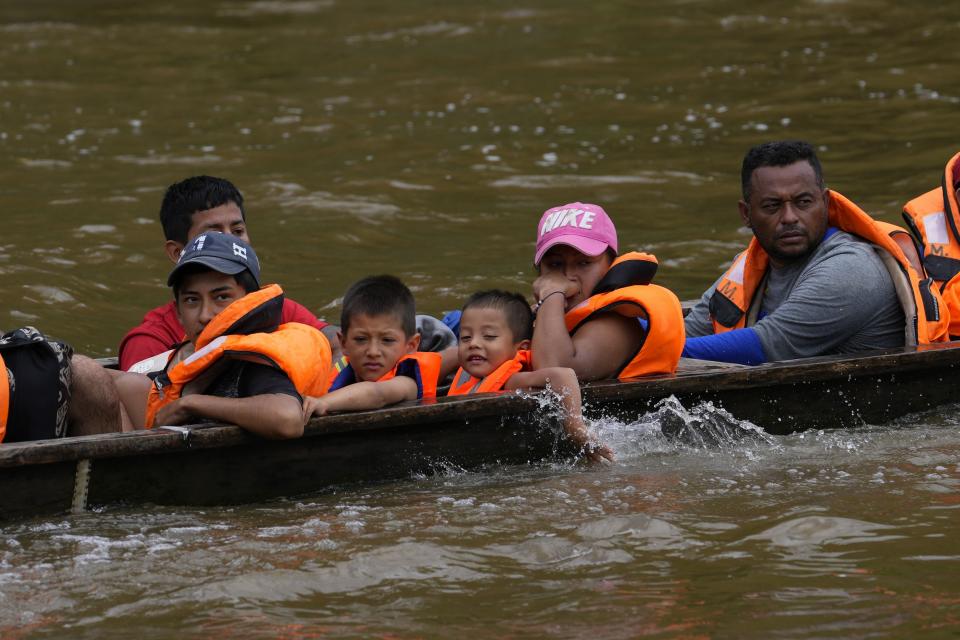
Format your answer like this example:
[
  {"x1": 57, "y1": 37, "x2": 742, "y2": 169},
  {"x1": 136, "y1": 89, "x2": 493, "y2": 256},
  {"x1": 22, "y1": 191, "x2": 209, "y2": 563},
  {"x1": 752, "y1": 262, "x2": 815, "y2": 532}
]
[{"x1": 534, "y1": 202, "x2": 618, "y2": 265}]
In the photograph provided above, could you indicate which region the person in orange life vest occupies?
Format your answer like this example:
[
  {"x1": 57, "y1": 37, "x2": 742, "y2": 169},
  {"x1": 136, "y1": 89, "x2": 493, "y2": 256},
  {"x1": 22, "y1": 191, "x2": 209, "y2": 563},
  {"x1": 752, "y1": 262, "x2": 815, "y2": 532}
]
[
  {"x1": 902, "y1": 152, "x2": 960, "y2": 336},
  {"x1": 117, "y1": 175, "x2": 339, "y2": 372},
  {"x1": 531, "y1": 202, "x2": 684, "y2": 381},
  {"x1": 449, "y1": 290, "x2": 612, "y2": 462},
  {"x1": 684, "y1": 140, "x2": 917, "y2": 364},
  {"x1": 303, "y1": 276, "x2": 457, "y2": 418},
  {"x1": 113, "y1": 232, "x2": 329, "y2": 439}
]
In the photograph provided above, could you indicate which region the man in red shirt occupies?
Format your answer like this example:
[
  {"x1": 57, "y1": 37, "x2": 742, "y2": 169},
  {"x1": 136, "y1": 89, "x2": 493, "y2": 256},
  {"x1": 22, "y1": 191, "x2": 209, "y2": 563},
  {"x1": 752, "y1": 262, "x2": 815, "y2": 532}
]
[{"x1": 118, "y1": 176, "x2": 339, "y2": 371}]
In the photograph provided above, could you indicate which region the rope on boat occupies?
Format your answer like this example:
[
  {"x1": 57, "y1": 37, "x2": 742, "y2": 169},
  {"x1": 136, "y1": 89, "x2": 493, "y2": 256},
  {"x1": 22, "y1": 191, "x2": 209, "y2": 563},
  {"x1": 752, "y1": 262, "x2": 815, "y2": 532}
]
[{"x1": 71, "y1": 459, "x2": 91, "y2": 513}]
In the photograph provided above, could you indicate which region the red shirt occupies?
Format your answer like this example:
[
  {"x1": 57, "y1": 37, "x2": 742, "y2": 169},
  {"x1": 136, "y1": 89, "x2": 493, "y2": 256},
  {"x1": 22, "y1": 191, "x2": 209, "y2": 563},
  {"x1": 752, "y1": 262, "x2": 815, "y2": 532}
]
[{"x1": 118, "y1": 298, "x2": 329, "y2": 370}]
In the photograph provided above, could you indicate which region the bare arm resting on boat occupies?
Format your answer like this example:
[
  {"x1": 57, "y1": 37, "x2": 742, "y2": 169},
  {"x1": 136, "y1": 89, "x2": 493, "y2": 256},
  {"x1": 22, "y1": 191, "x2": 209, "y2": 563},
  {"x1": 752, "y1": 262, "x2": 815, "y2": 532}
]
[
  {"x1": 303, "y1": 375, "x2": 419, "y2": 418},
  {"x1": 530, "y1": 273, "x2": 643, "y2": 381},
  {"x1": 154, "y1": 393, "x2": 305, "y2": 439},
  {"x1": 506, "y1": 366, "x2": 613, "y2": 463},
  {"x1": 111, "y1": 364, "x2": 306, "y2": 439}
]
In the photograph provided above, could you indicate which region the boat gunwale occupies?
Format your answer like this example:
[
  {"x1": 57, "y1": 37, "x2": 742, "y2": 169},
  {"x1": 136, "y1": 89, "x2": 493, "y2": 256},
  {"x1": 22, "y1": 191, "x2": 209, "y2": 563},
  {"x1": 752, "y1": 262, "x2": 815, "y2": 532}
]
[{"x1": 2, "y1": 341, "x2": 958, "y2": 469}]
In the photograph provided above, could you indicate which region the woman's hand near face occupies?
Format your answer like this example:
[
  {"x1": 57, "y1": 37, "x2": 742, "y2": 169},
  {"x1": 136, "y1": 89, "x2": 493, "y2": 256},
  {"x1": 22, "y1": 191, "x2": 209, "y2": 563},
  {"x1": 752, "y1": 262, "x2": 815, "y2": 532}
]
[{"x1": 533, "y1": 272, "x2": 580, "y2": 303}]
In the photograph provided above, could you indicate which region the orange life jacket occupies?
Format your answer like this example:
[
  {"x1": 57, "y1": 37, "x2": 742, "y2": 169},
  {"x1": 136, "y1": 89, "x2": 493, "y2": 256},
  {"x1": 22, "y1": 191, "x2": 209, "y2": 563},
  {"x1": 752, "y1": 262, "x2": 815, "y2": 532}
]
[
  {"x1": 0, "y1": 355, "x2": 8, "y2": 442},
  {"x1": 710, "y1": 190, "x2": 949, "y2": 345},
  {"x1": 447, "y1": 349, "x2": 533, "y2": 395},
  {"x1": 144, "y1": 284, "x2": 332, "y2": 428},
  {"x1": 563, "y1": 252, "x2": 685, "y2": 380},
  {"x1": 902, "y1": 152, "x2": 960, "y2": 283},
  {"x1": 327, "y1": 351, "x2": 442, "y2": 399},
  {"x1": 902, "y1": 152, "x2": 960, "y2": 335}
]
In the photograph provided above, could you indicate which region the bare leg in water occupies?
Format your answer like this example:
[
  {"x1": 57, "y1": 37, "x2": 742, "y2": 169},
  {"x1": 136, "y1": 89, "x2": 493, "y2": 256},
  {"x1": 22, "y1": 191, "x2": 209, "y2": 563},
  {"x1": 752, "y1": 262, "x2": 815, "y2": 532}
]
[{"x1": 67, "y1": 355, "x2": 132, "y2": 436}]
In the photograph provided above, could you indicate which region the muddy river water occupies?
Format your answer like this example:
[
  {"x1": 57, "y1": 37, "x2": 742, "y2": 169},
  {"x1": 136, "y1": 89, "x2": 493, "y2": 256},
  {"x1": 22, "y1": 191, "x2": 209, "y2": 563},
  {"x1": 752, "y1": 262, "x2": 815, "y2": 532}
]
[{"x1": 1, "y1": 0, "x2": 958, "y2": 637}]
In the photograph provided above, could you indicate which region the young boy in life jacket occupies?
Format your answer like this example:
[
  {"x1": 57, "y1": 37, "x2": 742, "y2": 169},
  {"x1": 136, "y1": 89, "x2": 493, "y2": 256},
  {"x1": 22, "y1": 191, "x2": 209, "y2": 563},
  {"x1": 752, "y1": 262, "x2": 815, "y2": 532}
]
[
  {"x1": 303, "y1": 275, "x2": 452, "y2": 417},
  {"x1": 114, "y1": 231, "x2": 331, "y2": 438},
  {"x1": 447, "y1": 290, "x2": 612, "y2": 462}
]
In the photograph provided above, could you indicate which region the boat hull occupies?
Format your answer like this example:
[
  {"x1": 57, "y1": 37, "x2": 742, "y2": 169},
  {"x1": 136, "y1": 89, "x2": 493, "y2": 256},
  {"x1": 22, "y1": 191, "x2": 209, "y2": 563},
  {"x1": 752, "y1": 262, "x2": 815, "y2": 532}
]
[{"x1": 2, "y1": 343, "x2": 958, "y2": 520}]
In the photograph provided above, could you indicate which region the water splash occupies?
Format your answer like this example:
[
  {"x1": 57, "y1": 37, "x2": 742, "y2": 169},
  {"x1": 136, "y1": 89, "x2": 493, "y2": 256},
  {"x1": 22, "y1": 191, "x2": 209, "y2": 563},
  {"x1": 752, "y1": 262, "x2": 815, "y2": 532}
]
[
  {"x1": 510, "y1": 389, "x2": 778, "y2": 464},
  {"x1": 511, "y1": 385, "x2": 599, "y2": 462},
  {"x1": 654, "y1": 396, "x2": 775, "y2": 448},
  {"x1": 589, "y1": 396, "x2": 778, "y2": 461}
]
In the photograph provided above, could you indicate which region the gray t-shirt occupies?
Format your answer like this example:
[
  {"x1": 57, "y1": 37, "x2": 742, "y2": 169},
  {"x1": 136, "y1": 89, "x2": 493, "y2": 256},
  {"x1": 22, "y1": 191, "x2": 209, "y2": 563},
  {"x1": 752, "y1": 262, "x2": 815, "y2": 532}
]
[{"x1": 684, "y1": 231, "x2": 905, "y2": 360}]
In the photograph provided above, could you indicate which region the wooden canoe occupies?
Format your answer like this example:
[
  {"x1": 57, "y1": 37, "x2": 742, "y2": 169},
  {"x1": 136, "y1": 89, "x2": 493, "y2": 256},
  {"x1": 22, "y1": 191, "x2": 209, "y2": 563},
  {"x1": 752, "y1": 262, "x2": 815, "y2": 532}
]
[{"x1": 2, "y1": 342, "x2": 959, "y2": 521}]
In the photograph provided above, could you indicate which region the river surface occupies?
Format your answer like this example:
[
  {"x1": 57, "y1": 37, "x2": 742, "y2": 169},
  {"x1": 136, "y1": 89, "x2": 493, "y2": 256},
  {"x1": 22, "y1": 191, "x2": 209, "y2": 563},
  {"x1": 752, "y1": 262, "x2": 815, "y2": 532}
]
[{"x1": 1, "y1": 0, "x2": 959, "y2": 637}]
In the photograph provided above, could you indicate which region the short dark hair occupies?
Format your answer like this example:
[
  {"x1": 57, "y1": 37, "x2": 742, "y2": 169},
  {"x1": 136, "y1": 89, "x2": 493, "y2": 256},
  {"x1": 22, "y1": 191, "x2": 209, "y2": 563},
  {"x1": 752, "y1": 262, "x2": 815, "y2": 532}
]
[
  {"x1": 340, "y1": 275, "x2": 416, "y2": 338},
  {"x1": 741, "y1": 140, "x2": 825, "y2": 202},
  {"x1": 171, "y1": 263, "x2": 259, "y2": 301},
  {"x1": 160, "y1": 176, "x2": 245, "y2": 244},
  {"x1": 462, "y1": 290, "x2": 534, "y2": 342}
]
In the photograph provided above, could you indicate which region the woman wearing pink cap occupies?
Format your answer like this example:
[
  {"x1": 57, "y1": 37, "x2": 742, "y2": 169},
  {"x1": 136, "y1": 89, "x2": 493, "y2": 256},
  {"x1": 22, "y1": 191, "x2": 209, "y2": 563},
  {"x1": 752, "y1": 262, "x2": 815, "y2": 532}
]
[{"x1": 531, "y1": 202, "x2": 685, "y2": 381}]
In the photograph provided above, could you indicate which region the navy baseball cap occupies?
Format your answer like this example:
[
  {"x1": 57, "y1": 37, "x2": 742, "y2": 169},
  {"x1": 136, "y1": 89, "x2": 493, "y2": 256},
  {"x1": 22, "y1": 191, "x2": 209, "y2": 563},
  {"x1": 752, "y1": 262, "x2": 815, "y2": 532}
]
[{"x1": 167, "y1": 232, "x2": 262, "y2": 287}]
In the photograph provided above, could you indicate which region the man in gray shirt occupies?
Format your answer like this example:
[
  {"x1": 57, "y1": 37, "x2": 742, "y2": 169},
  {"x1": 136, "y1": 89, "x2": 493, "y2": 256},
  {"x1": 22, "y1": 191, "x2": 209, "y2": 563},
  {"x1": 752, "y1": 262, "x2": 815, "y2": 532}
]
[{"x1": 683, "y1": 140, "x2": 906, "y2": 364}]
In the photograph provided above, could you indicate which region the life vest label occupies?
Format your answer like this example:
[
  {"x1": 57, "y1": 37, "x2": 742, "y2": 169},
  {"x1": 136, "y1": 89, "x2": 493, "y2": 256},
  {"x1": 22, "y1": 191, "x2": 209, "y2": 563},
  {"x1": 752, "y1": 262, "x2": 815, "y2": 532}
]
[
  {"x1": 727, "y1": 253, "x2": 746, "y2": 286},
  {"x1": 923, "y1": 211, "x2": 949, "y2": 245}
]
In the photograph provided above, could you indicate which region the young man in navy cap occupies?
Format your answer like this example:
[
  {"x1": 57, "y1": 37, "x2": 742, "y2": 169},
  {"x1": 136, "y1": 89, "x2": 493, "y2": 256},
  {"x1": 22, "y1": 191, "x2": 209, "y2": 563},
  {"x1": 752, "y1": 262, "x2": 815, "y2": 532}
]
[
  {"x1": 114, "y1": 232, "x2": 331, "y2": 438},
  {"x1": 117, "y1": 175, "x2": 339, "y2": 372}
]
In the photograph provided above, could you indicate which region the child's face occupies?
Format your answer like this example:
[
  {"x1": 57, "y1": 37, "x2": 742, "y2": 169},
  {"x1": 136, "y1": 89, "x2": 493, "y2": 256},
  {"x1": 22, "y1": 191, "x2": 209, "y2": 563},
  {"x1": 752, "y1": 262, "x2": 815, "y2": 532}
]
[
  {"x1": 458, "y1": 307, "x2": 529, "y2": 379},
  {"x1": 176, "y1": 270, "x2": 247, "y2": 344},
  {"x1": 340, "y1": 313, "x2": 420, "y2": 382}
]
